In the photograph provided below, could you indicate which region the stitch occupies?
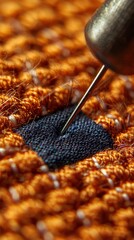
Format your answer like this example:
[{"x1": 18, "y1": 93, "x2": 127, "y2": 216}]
[
  {"x1": 0, "y1": 146, "x2": 22, "y2": 157},
  {"x1": 0, "y1": 0, "x2": 134, "y2": 239},
  {"x1": 92, "y1": 157, "x2": 101, "y2": 169},
  {"x1": 115, "y1": 187, "x2": 123, "y2": 193},
  {"x1": 48, "y1": 173, "x2": 58, "y2": 181},
  {"x1": 44, "y1": 232, "x2": 54, "y2": 240},
  {"x1": 122, "y1": 193, "x2": 130, "y2": 202},
  {"x1": 100, "y1": 169, "x2": 114, "y2": 187},
  {"x1": 43, "y1": 28, "x2": 59, "y2": 41},
  {"x1": 55, "y1": 41, "x2": 71, "y2": 57},
  {"x1": 25, "y1": 61, "x2": 40, "y2": 85},
  {"x1": 92, "y1": 157, "x2": 114, "y2": 187},
  {"x1": 38, "y1": 165, "x2": 49, "y2": 173},
  {"x1": 104, "y1": 185, "x2": 131, "y2": 209},
  {"x1": 9, "y1": 187, "x2": 20, "y2": 202},
  {"x1": 8, "y1": 114, "x2": 17, "y2": 125},
  {"x1": 114, "y1": 119, "x2": 122, "y2": 130},
  {"x1": 48, "y1": 173, "x2": 60, "y2": 189},
  {"x1": 0, "y1": 148, "x2": 6, "y2": 156},
  {"x1": 115, "y1": 185, "x2": 131, "y2": 206},
  {"x1": 36, "y1": 220, "x2": 47, "y2": 234},
  {"x1": 53, "y1": 181, "x2": 60, "y2": 189},
  {"x1": 100, "y1": 169, "x2": 109, "y2": 178},
  {"x1": 96, "y1": 96, "x2": 107, "y2": 111},
  {"x1": 9, "y1": 158, "x2": 18, "y2": 173},
  {"x1": 107, "y1": 178, "x2": 114, "y2": 187},
  {"x1": 76, "y1": 209, "x2": 91, "y2": 227},
  {"x1": 71, "y1": 89, "x2": 83, "y2": 104}
]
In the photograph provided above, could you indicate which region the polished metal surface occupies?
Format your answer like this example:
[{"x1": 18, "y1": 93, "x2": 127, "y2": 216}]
[
  {"x1": 60, "y1": 65, "x2": 107, "y2": 135},
  {"x1": 60, "y1": 0, "x2": 134, "y2": 134},
  {"x1": 85, "y1": 0, "x2": 134, "y2": 75}
]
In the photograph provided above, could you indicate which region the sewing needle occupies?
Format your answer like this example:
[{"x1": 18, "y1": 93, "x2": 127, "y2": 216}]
[{"x1": 60, "y1": 65, "x2": 107, "y2": 135}]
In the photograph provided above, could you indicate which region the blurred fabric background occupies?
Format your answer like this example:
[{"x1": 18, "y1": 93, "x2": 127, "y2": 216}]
[{"x1": 0, "y1": 0, "x2": 134, "y2": 239}]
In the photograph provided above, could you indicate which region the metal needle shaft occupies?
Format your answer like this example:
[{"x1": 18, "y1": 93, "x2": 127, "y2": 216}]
[{"x1": 60, "y1": 65, "x2": 107, "y2": 135}]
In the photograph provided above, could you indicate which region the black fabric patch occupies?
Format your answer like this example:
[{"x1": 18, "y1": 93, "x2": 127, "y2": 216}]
[{"x1": 16, "y1": 106, "x2": 113, "y2": 169}]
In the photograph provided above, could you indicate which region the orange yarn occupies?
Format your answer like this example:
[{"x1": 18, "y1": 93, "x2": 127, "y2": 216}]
[{"x1": 0, "y1": 0, "x2": 134, "y2": 239}]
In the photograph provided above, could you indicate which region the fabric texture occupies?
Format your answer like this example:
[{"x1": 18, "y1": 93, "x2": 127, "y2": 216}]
[
  {"x1": 16, "y1": 106, "x2": 113, "y2": 169},
  {"x1": 0, "y1": 0, "x2": 134, "y2": 240}
]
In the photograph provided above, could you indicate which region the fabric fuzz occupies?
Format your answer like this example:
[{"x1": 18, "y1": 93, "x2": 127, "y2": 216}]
[{"x1": 0, "y1": 0, "x2": 134, "y2": 239}]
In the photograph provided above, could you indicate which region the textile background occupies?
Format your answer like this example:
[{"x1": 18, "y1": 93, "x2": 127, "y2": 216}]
[{"x1": 0, "y1": 0, "x2": 134, "y2": 239}]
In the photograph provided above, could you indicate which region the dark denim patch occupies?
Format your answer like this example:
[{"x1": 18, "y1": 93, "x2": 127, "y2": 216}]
[{"x1": 16, "y1": 106, "x2": 113, "y2": 169}]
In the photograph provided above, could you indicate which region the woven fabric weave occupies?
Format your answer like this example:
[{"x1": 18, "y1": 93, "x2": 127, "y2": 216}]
[
  {"x1": 16, "y1": 106, "x2": 113, "y2": 169},
  {"x1": 0, "y1": 0, "x2": 134, "y2": 239}
]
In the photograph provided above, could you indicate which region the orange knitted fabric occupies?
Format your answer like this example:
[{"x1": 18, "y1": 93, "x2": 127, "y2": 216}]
[{"x1": 0, "y1": 0, "x2": 134, "y2": 239}]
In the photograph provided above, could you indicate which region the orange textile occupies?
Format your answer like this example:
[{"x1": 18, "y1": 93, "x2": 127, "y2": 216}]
[{"x1": 0, "y1": 0, "x2": 134, "y2": 239}]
